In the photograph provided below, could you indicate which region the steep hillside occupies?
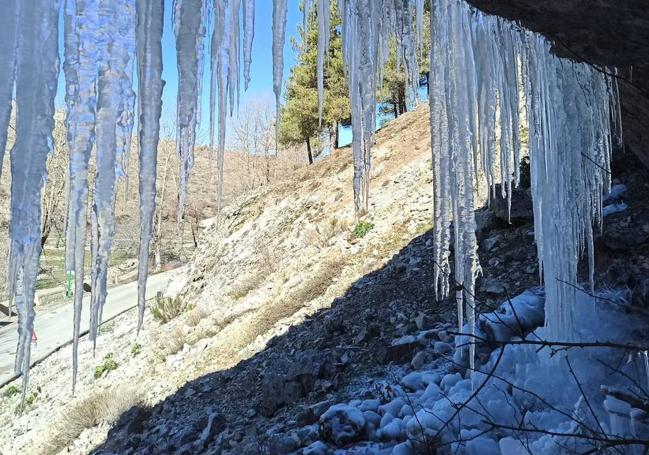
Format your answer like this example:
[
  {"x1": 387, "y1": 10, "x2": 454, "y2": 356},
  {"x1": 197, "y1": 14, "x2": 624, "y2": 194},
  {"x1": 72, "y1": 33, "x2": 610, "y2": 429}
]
[{"x1": 0, "y1": 103, "x2": 440, "y2": 454}]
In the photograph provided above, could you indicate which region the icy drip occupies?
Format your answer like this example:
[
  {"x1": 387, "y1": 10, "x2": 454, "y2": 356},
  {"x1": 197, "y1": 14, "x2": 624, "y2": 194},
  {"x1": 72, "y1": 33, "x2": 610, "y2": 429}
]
[
  {"x1": 174, "y1": 0, "x2": 206, "y2": 220},
  {"x1": 136, "y1": 0, "x2": 165, "y2": 332},
  {"x1": 210, "y1": 0, "x2": 232, "y2": 211},
  {"x1": 63, "y1": 0, "x2": 100, "y2": 391},
  {"x1": 522, "y1": 34, "x2": 612, "y2": 341},
  {"x1": 428, "y1": 0, "x2": 613, "y2": 350},
  {"x1": 317, "y1": 0, "x2": 330, "y2": 124},
  {"x1": 0, "y1": 0, "x2": 19, "y2": 178},
  {"x1": 89, "y1": 0, "x2": 136, "y2": 351},
  {"x1": 9, "y1": 0, "x2": 61, "y2": 400},
  {"x1": 272, "y1": 0, "x2": 288, "y2": 144},
  {"x1": 242, "y1": 0, "x2": 254, "y2": 90},
  {"x1": 335, "y1": 0, "x2": 422, "y2": 214}
]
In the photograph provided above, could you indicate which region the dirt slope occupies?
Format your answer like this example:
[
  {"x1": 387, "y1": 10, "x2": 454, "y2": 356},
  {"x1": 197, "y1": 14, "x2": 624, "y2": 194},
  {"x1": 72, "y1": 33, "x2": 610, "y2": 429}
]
[{"x1": 0, "y1": 103, "x2": 439, "y2": 454}]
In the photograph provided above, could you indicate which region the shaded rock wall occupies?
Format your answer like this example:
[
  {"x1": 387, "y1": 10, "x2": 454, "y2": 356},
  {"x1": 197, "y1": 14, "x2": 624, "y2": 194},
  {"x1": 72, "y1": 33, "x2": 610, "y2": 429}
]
[{"x1": 465, "y1": 0, "x2": 649, "y2": 168}]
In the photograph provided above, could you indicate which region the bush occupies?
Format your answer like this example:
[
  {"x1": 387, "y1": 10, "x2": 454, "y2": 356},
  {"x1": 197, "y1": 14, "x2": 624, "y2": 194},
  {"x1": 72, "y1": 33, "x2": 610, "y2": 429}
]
[
  {"x1": 353, "y1": 220, "x2": 374, "y2": 238},
  {"x1": 2, "y1": 385, "x2": 19, "y2": 398},
  {"x1": 131, "y1": 342, "x2": 142, "y2": 357},
  {"x1": 94, "y1": 353, "x2": 118, "y2": 379},
  {"x1": 42, "y1": 386, "x2": 144, "y2": 454},
  {"x1": 150, "y1": 292, "x2": 187, "y2": 323},
  {"x1": 14, "y1": 392, "x2": 37, "y2": 414}
]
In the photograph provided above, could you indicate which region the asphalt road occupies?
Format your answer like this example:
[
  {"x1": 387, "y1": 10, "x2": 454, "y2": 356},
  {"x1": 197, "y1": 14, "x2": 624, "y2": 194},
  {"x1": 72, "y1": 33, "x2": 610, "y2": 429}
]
[{"x1": 0, "y1": 271, "x2": 173, "y2": 386}]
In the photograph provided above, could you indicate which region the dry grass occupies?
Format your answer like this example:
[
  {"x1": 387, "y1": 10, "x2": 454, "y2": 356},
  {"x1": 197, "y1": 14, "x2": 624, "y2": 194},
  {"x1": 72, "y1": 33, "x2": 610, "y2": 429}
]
[
  {"x1": 150, "y1": 325, "x2": 186, "y2": 360},
  {"x1": 41, "y1": 386, "x2": 144, "y2": 455},
  {"x1": 184, "y1": 304, "x2": 209, "y2": 327},
  {"x1": 252, "y1": 255, "x2": 347, "y2": 335}
]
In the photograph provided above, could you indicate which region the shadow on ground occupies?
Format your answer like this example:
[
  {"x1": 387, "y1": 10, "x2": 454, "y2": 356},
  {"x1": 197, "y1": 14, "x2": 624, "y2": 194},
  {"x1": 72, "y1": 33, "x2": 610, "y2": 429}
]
[{"x1": 94, "y1": 198, "x2": 544, "y2": 455}]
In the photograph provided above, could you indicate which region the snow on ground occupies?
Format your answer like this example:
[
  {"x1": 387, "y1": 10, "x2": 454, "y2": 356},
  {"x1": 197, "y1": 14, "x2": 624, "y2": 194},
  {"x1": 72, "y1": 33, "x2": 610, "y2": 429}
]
[{"x1": 303, "y1": 287, "x2": 649, "y2": 454}]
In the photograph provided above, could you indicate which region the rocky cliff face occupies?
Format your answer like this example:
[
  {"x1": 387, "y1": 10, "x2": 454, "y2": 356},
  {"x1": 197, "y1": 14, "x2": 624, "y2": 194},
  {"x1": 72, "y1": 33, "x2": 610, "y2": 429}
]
[{"x1": 466, "y1": 0, "x2": 649, "y2": 168}]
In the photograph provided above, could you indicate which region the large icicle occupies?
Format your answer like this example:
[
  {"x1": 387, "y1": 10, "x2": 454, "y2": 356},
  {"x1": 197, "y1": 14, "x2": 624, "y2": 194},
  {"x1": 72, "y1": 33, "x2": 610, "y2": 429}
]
[
  {"x1": 428, "y1": 0, "x2": 614, "y2": 357},
  {"x1": 9, "y1": 0, "x2": 61, "y2": 400},
  {"x1": 316, "y1": 0, "x2": 330, "y2": 124},
  {"x1": 242, "y1": 0, "x2": 255, "y2": 90},
  {"x1": 173, "y1": 0, "x2": 206, "y2": 220},
  {"x1": 0, "y1": 0, "x2": 19, "y2": 178},
  {"x1": 210, "y1": 0, "x2": 233, "y2": 211},
  {"x1": 63, "y1": 0, "x2": 99, "y2": 391},
  {"x1": 89, "y1": 0, "x2": 137, "y2": 349},
  {"x1": 272, "y1": 0, "x2": 288, "y2": 143},
  {"x1": 136, "y1": 0, "x2": 165, "y2": 332}
]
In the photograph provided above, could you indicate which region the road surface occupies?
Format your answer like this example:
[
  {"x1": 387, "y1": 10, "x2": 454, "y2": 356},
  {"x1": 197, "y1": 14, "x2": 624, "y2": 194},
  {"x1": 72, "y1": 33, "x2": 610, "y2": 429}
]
[{"x1": 0, "y1": 271, "x2": 173, "y2": 386}]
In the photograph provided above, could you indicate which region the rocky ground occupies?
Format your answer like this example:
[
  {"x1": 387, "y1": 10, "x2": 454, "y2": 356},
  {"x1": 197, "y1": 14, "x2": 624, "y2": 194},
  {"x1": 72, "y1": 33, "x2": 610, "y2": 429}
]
[{"x1": 2, "y1": 102, "x2": 648, "y2": 454}]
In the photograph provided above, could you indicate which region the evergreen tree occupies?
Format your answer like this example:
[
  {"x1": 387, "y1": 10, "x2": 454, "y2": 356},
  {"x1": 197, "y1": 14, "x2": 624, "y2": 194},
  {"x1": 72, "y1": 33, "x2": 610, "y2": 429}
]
[{"x1": 279, "y1": 2, "x2": 349, "y2": 163}]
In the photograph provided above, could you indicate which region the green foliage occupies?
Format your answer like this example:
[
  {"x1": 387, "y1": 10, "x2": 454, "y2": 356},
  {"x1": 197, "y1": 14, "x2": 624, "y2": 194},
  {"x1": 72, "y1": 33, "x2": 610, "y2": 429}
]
[
  {"x1": 131, "y1": 342, "x2": 143, "y2": 357},
  {"x1": 150, "y1": 292, "x2": 187, "y2": 323},
  {"x1": 279, "y1": 1, "x2": 349, "y2": 152},
  {"x1": 2, "y1": 385, "x2": 20, "y2": 398},
  {"x1": 94, "y1": 353, "x2": 118, "y2": 380},
  {"x1": 353, "y1": 220, "x2": 375, "y2": 238},
  {"x1": 14, "y1": 392, "x2": 38, "y2": 414}
]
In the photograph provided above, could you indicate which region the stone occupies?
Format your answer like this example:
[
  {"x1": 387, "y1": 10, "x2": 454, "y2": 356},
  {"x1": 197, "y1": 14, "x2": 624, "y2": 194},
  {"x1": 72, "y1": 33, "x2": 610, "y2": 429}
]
[
  {"x1": 489, "y1": 185, "x2": 533, "y2": 225},
  {"x1": 433, "y1": 342, "x2": 453, "y2": 355},
  {"x1": 410, "y1": 351, "x2": 426, "y2": 370},
  {"x1": 320, "y1": 404, "x2": 366, "y2": 446},
  {"x1": 198, "y1": 413, "x2": 226, "y2": 448},
  {"x1": 386, "y1": 336, "x2": 419, "y2": 363},
  {"x1": 303, "y1": 441, "x2": 329, "y2": 455},
  {"x1": 482, "y1": 236, "x2": 499, "y2": 252},
  {"x1": 480, "y1": 277, "x2": 506, "y2": 295}
]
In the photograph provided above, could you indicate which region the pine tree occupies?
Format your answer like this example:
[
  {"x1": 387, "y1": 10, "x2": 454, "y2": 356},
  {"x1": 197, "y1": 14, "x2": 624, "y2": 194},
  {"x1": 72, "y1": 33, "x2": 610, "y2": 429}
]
[{"x1": 279, "y1": 2, "x2": 349, "y2": 163}]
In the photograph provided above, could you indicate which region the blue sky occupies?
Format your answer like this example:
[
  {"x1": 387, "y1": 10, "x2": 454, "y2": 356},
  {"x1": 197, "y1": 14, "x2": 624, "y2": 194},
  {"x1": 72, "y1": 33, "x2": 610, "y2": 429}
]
[{"x1": 56, "y1": 0, "x2": 303, "y2": 144}]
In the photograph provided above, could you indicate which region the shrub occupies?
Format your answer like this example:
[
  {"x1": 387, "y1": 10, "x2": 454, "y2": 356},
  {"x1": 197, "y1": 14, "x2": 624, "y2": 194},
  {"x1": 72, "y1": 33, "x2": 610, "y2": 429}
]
[
  {"x1": 14, "y1": 392, "x2": 37, "y2": 414},
  {"x1": 2, "y1": 385, "x2": 19, "y2": 398},
  {"x1": 353, "y1": 220, "x2": 374, "y2": 238},
  {"x1": 94, "y1": 353, "x2": 118, "y2": 379},
  {"x1": 150, "y1": 292, "x2": 187, "y2": 323},
  {"x1": 42, "y1": 386, "x2": 144, "y2": 454},
  {"x1": 131, "y1": 342, "x2": 142, "y2": 357}
]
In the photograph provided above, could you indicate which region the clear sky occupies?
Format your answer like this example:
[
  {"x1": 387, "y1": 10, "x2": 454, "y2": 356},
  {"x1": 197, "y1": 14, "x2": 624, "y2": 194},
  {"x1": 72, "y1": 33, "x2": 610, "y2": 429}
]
[{"x1": 56, "y1": 0, "x2": 303, "y2": 145}]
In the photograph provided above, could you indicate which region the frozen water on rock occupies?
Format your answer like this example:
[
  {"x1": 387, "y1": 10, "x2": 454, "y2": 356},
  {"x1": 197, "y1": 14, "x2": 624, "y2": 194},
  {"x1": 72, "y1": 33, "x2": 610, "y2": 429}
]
[{"x1": 428, "y1": 0, "x2": 615, "y2": 359}]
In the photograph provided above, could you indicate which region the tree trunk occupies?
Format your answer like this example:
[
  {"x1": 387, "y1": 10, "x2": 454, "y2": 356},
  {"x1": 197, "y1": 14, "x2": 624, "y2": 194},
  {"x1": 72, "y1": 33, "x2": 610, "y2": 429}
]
[
  {"x1": 393, "y1": 102, "x2": 398, "y2": 119},
  {"x1": 334, "y1": 122, "x2": 340, "y2": 149},
  {"x1": 306, "y1": 137, "x2": 314, "y2": 165}
]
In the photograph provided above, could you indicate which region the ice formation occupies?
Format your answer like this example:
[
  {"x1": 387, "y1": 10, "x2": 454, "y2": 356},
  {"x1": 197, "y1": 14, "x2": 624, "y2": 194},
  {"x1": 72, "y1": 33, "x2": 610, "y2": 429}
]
[
  {"x1": 2, "y1": 0, "x2": 618, "y2": 396},
  {"x1": 9, "y1": 0, "x2": 61, "y2": 398},
  {"x1": 272, "y1": 0, "x2": 288, "y2": 144},
  {"x1": 173, "y1": 0, "x2": 207, "y2": 220},
  {"x1": 209, "y1": 0, "x2": 252, "y2": 211},
  {"x1": 89, "y1": 0, "x2": 137, "y2": 357},
  {"x1": 428, "y1": 0, "x2": 615, "y2": 361},
  {"x1": 135, "y1": 0, "x2": 165, "y2": 335}
]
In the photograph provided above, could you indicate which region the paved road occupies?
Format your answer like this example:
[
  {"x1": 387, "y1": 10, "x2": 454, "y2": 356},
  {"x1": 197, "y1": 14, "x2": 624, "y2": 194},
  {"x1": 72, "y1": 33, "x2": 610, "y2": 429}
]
[{"x1": 0, "y1": 271, "x2": 173, "y2": 386}]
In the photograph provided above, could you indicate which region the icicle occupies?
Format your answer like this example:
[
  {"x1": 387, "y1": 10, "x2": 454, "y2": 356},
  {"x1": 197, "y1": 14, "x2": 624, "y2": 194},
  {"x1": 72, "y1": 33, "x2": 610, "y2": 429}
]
[
  {"x1": 242, "y1": 0, "x2": 255, "y2": 90},
  {"x1": 0, "y1": 0, "x2": 19, "y2": 179},
  {"x1": 9, "y1": 0, "x2": 61, "y2": 400},
  {"x1": 210, "y1": 0, "x2": 232, "y2": 211},
  {"x1": 174, "y1": 0, "x2": 207, "y2": 220},
  {"x1": 136, "y1": 0, "x2": 165, "y2": 332},
  {"x1": 272, "y1": 0, "x2": 288, "y2": 144},
  {"x1": 415, "y1": 0, "x2": 424, "y2": 60},
  {"x1": 63, "y1": 0, "x2": 99, "y2": 391},
  {"x1": 89, "y1": 0, "x2": 137, "y2": 349},
  {"x1": 317, "y1": 0, "x2": 330, "y2": 125}
]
